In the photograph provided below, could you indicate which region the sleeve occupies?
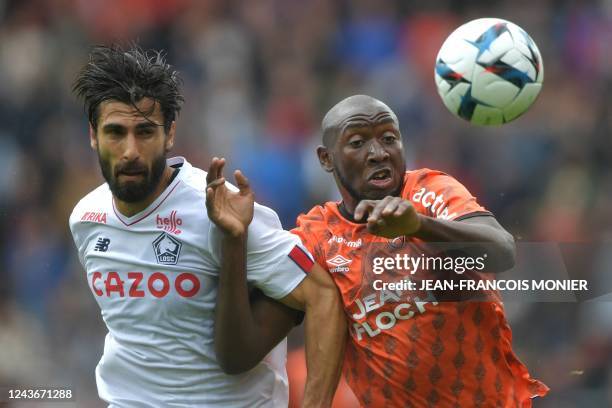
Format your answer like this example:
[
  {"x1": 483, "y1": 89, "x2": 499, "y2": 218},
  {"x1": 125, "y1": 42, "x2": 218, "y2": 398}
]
[
  {"x1": 209, "y1": 202, "x2": 313, "y2": 300},
  {"x1": 68, "y1": 206, "x2": 87, "y2": 268},
  {"x1": 408, "y1": 170, "x2": 492, "y2": 221},
  {"x1": 291, "y1": 206, "x2": 327, "y2": 269},
  {"x1": 291, "y1": 214, "x2": 316, "y2": 260}
]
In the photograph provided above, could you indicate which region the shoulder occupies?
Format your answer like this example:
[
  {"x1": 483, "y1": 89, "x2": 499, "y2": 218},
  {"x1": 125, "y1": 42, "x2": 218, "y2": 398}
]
[
  {"x1": 294, "y1": 202, "x2": 343, "y2": 239},
  {"x1": 175, "y1": 160, "x2": 246, "y2": 199},
  {"x1": 175, "y1": 161, "x2": 208, "y2": 199},
  {"x1": 253, "y1": 202, "x2": 284, "y2": 228},
  {"x1": 180, "y1": 160, "x2": 281, "y2": 225},
  {"x1": 69, "y1": 183, "x2": 111, "y2": 230},
  {"x1": 295, "y1": 203, "x2": 330, "y2": 227},
  {"x1": 402, "y1": 168, "x2": 464, "y2": 195},
  {"x1": 404, "y1": 168, "x2": 452, "y2": 186}
]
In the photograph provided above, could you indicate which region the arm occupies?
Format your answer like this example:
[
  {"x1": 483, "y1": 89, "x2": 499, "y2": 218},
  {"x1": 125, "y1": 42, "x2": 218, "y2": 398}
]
[
  {"x1": 206, "y1": 157, "x2": 346, "y2": 407},
  {"x1": 278, "y1": 263, "x2": 347, "y2": 408},
  {"x1": 413, "y1": 215, "x2": 515, "y2": 272},
  {"x1": 355, "y1": 196, "x2": 515, "y2": 272},
  {"x1": 215, "y1": 233, "x2": 303, "y2": 374}
]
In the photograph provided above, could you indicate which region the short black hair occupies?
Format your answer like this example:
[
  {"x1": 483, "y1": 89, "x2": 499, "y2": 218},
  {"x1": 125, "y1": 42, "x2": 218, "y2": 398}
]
[{"x1": 73, "y1": 44, "x2": 184, "y2": 133}]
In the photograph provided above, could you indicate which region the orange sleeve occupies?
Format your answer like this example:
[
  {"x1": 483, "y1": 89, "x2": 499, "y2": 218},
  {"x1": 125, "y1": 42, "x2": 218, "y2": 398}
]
[
  {"x1": 290, "y1": 209, "x2": 328, "y2": 269},
  {"x1": 407, "y1": 170, "x2": 491, "y2": 221}
]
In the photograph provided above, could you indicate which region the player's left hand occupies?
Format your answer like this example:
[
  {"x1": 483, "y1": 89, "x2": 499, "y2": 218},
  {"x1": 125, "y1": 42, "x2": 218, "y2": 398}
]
[
  {"x1": 205, "y1": 157, "x2": 254, "y2": 238},
  {"x1": 354, "y1": 196, "x2": 421, "y2": 238}
]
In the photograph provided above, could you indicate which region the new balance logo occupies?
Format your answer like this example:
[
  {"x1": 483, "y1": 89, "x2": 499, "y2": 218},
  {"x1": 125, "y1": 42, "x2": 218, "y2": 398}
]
[
  {"x1": 326, "y1": 255, "x2": 352, "y2": 273},
  {"x1": 94, "y1": 238, "x2": 111, "y2": 252}
]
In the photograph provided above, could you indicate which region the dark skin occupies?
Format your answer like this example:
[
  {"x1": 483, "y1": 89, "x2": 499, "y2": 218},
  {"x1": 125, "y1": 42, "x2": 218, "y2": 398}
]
[
  {"x1": 211, "y1": 95, "x2": 515, "y2": 401},
  {"x1": 318, "y1": 95, "x2": 515, "y2": 271},
  {"x1": 206, "y1": 158, "x2": 345, "y2": 408}
]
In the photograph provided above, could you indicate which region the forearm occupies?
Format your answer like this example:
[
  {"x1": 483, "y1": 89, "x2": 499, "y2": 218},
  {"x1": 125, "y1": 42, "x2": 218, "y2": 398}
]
[
  {"x1": 413, "y1": 215, "x2": 516, "y2": 272},
  {"x1": 215, "y1": 234, "x2": 299, "y2": 374},
  {"x1": 214, "y1": 234, "x2": 258, "y2": 373},
  {"x1": 302, "y1": 275, "x2": 346, "y2": 407}
]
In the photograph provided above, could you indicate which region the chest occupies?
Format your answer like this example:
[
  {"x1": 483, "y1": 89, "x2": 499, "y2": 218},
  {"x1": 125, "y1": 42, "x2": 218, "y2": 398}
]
[
  {"x1": 318, "y1": 228, "x2": 432, "y2": 316},
  {"x1": 80, "y1": 221, "x2": 218, "y2": 318}
]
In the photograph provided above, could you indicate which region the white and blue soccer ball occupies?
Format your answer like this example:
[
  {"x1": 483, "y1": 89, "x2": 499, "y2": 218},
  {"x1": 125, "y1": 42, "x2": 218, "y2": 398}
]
[{"x1": 435, "y1": 18, "x2": 544, "y2": 125}]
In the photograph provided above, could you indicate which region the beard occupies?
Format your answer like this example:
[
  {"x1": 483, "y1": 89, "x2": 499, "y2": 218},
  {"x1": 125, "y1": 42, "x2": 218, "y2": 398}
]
[
  {"x1": 98, "y1": 150, "x2": 167, "y2": 203},
  {"x1": 334, "y1": 164, "x2": 363, "y2": 202}
]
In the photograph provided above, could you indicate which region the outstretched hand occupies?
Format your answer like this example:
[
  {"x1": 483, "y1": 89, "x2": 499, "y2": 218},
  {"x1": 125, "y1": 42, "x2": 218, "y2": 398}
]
[
  {"x1": 205, "y1": 157, "x2": 254, "y2": 238},
  {"x1": 354, "y1": 196, "x2": 421, "y2": 238}
]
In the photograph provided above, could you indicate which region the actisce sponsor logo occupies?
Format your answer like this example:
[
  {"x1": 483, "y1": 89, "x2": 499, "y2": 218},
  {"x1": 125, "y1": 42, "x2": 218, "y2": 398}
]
[{"x1": 411, "y1": 188, "x2": 457, "y2": 220}]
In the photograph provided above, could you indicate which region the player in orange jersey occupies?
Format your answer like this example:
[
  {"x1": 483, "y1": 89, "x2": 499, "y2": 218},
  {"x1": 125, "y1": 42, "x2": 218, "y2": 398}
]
[{"x1": 210, "y1": 95, "x2": 548, "y2": 407}]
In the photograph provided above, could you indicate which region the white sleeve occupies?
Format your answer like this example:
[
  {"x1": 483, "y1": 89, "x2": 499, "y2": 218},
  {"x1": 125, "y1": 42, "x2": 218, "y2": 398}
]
[
  {"x1": 68, "y1": 207, "x2": 87, "y2": 268},
  {"x1": 209, "y1": 203, "x2": 311, "y2": 300}
]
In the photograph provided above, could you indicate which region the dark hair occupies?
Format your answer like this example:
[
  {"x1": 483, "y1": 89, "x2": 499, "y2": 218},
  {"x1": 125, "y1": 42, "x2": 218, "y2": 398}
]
[{"x1": 73, "y1": 44, "x2": 184, "y2": 133}]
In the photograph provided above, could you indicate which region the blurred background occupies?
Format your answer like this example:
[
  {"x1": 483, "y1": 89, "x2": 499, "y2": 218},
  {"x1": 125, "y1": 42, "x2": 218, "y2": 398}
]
[{"x1": 0, "y1": 0, "x2": 611, "y2": 406}]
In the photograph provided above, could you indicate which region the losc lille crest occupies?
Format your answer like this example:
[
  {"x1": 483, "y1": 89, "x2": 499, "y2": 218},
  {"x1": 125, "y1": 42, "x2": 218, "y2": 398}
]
[{"x1": 153, "y1": 232, "x2": 182, "y2": 265}]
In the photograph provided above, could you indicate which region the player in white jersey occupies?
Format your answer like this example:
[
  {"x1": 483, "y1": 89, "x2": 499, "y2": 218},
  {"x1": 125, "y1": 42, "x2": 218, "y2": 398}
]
[{"x1": 69, "y1": 44, "x2": 345, "y2": 407}]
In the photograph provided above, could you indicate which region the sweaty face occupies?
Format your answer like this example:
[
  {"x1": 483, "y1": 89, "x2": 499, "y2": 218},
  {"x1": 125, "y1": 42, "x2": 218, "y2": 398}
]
[
  {"x1": 331, "y1": 105, "x2": 405, "y2": 202},
  {"x1": 93, "y1": 99, "x2": 169, "y2": 203}
]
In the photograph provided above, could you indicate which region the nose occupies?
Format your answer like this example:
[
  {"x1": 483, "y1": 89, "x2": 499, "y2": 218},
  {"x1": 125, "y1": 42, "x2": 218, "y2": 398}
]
[
  {"x1": 367, "y1": 140, "x2": 389, "y2": 164},
  {"x1": 122, "y1": 134, "x2": 140, "y2": 161}
]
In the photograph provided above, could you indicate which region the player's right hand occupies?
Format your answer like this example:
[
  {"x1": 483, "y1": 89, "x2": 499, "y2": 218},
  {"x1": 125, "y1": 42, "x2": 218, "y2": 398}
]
[
  {"x1": 354, "y1": 196, "x2": 421, "y2": 238},
  {"x1": 205, "y1": 157, "x2": 254, "y2": 238}
]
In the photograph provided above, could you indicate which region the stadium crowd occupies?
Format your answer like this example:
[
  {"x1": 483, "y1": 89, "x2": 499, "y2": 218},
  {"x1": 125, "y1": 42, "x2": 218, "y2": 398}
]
[{"x1": 0, "y1": 0, "x2": 611, "y2": 406}]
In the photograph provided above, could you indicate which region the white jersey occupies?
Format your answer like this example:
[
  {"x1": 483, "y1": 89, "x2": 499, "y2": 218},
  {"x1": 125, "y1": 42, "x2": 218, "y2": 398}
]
[{"x1": 69, "y1": 157, "x2": 312, "y2": 407}]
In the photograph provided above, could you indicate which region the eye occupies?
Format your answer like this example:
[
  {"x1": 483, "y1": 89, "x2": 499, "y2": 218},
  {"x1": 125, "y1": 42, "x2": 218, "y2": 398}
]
[
  {"x1": 382, "y1": 133, "x2": 398, "y2": 144},
  {"x1": 138, "y1": 128, "x2": 156, "y2": 138},
  {"x1": 106, "y1": 129, "x2": 124, "y2": 139},
  {"x1": 348, "y1": 136, "x2": 364, "y2": 148}
]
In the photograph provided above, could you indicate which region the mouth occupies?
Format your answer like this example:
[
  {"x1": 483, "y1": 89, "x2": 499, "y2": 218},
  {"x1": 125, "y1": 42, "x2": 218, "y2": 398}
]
[
  {"x1": 367, "y1": 168, "x2": 393, "y2": 188},
  {"x1": 117, "y1": 169, "x2": 146, "y2": 180}
]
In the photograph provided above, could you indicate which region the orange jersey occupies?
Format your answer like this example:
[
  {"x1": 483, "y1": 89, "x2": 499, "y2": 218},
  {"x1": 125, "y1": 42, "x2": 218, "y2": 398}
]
[{"x1": 292, "y1": 169, "x2": 548, "y2": 408}]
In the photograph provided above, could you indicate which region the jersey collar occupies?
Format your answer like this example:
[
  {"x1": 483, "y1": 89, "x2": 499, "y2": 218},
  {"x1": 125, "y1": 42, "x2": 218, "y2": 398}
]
[{"x1": 112, "y1": 156, "x2": 189, "y2": 227}]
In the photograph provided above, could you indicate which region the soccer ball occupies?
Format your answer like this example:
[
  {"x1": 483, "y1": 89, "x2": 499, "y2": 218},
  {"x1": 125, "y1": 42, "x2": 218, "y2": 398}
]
[{"x1": 435, "y1": 18, "x2": 544, "y2": 125}]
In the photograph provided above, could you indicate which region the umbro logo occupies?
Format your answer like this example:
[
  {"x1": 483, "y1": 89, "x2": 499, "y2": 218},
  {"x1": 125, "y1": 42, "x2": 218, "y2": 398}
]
[
  {"x1": 94, "y1": 237, "x2": 111, "y2": 252},
  {"x1": 326, "y1": 255, "x2": 352, "y2": 273}
]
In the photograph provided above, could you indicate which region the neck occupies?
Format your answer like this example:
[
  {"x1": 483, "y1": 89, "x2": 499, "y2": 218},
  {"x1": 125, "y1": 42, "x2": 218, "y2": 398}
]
[
  {"x1": 114, "y1": 165, "x2": 174, "y2": 217},
  {"x1": 337, "y1": 185, "x2": 361, "y2": 221}
]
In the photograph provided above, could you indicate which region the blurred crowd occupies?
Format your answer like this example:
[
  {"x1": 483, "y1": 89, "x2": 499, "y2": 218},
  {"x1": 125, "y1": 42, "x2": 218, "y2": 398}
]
[{"x1": 0, "y1": 0, "x2": 611, "y2": 406}]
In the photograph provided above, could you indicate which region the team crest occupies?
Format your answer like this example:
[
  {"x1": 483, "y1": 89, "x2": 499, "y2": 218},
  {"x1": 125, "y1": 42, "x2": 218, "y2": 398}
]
[
  {"x1": 388, "y1": 236, "x2": 406, "y2": 249},
  {"x1": 153, "y1": 232, "x2": 182, "y2": 265}
]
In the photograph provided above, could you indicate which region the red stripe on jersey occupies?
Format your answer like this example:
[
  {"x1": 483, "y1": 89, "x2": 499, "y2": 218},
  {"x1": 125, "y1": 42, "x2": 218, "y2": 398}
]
[
  {"x1": 288, "y1": 245, "x2": 314, "y2": 274},
  {"x1": 113, "y1": 181, "x2": 181, "y2": 227}
]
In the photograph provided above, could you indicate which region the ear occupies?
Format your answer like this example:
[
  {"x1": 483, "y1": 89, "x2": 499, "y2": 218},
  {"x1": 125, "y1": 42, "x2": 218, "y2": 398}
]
[
  {"x1": 316, "y1": 145, "x2": 334, "y2": 173},
  {"x1": 165, "y1": 121, "x2": 176, "y2": 152},
  {"x1": 89, "y1": 125, "x2": 98, "y2": 150}
]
